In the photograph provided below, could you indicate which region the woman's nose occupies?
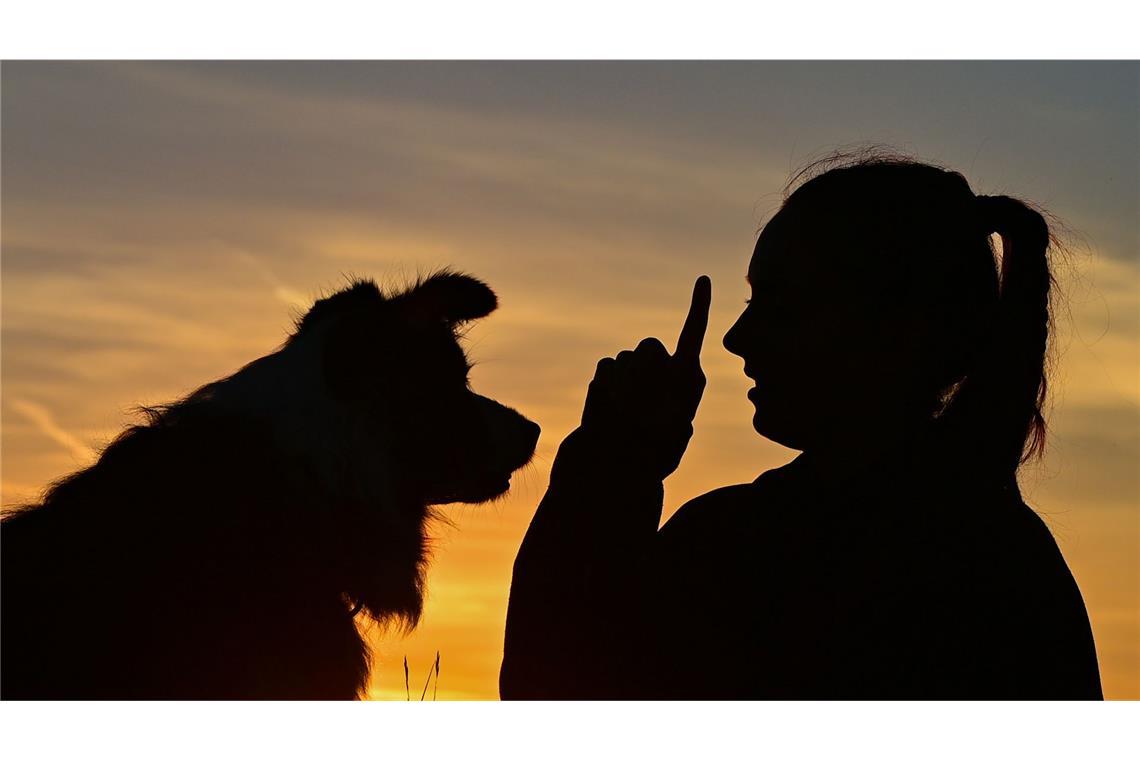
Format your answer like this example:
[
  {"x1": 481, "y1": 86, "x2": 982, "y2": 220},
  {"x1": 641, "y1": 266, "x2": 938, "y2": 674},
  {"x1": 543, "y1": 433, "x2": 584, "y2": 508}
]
[{"x1": 723, "y1": 313, "x2": 747, "y2": 357}]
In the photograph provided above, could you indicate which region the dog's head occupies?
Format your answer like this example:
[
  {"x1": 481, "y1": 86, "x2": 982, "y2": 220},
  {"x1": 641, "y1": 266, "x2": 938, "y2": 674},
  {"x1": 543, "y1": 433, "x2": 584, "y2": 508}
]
[
  {"x1": 209, "y1": 271, "x2": 539, "y2": 624},
  {"x1": 282, "y1": 271, "x2": 540, "y2": 508}
]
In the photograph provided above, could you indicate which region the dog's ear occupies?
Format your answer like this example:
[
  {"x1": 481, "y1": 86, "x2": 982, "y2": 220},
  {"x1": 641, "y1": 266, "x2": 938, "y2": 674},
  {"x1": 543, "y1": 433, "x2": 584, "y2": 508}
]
[{"x1": 400, "y1": 272, "x2": 498, "y2": 325}]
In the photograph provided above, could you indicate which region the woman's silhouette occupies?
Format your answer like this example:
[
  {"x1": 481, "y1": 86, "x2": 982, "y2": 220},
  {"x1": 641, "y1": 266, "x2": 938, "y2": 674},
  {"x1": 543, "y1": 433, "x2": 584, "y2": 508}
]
[{"x1": 500, "y1": 154, "x2": 1103, "y2": 699}]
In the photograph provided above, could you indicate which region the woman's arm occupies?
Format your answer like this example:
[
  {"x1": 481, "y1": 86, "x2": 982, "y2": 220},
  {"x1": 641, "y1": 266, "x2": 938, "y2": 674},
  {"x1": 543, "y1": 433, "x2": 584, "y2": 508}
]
[
  {"x1": 500, "y1": 427, "x2": 667, "y2": 698},
  {"x1": 500, "y1": 277, "x2": 712, "y2": 699}
]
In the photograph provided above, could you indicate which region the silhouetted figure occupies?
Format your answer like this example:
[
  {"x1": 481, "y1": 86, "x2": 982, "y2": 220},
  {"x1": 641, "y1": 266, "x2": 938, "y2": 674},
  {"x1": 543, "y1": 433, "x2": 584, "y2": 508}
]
[
  {"x1": 2, "y1": 271, "x2": 539, "y2": 699},
  {"x1": 501, "y1": 155, "x2": 1102, "y2": 699}
]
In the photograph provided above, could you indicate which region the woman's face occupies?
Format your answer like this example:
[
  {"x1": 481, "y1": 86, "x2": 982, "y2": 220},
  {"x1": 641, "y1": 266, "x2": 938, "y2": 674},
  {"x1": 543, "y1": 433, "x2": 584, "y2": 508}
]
[{"x1": 723, "y1": 205, "x2": 916, "y2": 451}]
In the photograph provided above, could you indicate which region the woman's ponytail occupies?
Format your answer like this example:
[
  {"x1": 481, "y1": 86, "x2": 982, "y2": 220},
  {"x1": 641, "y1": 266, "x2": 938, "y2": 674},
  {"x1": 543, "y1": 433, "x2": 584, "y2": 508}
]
[{"x1": 944, "y1": 194, "x2": 1053, "y2": 478}]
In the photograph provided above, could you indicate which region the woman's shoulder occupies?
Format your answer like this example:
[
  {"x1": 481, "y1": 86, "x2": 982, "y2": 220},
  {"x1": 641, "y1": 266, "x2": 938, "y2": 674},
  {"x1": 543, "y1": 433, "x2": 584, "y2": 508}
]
[
  {"x1": 659, "y1": 456, "x2": 813, "y2": 537},
  {"x1": 909, "y1": 480, "x2": 1084, "y2": 602},
  {"x1": 657, "y1": 473, "x2": 805, "y2": 554},
  {"x1": 656, "y1": 484, "x2": 755, "y2": 554},
  {"x1": 975, "y1": 494, "x2": 1081, "y2": 575},
  {"x1": 663, "y1": 483, "x2": 760, "y2": 531}
]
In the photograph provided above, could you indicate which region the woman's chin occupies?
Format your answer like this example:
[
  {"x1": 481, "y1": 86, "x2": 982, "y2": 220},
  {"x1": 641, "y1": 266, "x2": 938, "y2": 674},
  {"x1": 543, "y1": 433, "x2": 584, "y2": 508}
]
[{"x1": 752, "y1": 406, "x2": 809, "y2": 451}]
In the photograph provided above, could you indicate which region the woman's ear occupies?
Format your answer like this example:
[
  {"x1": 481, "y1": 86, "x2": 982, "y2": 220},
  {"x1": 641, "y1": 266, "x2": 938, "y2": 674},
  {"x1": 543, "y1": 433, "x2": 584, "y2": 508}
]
[{"x1": 399, "y1": 271, "x2": 498, "y2": 325}]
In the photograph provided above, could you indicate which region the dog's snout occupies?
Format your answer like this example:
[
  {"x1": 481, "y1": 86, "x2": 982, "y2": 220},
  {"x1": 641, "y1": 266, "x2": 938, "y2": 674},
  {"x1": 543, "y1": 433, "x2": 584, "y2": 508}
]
[
  {"x1": 505, "y1": 414, "x2": 540, "y2": 469},
  {"x1": 474, "y1": 394, "x2": 540, "y2": 464},
  {"x1": 522, "y1": 418, "x2": 541, "y2": 450}
]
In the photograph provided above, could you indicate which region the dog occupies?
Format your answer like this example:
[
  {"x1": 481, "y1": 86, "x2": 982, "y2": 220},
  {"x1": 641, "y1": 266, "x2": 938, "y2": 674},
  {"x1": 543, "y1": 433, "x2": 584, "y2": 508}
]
[{"x1": 1, "y1": 271, "x2": 540, "y2": 699}]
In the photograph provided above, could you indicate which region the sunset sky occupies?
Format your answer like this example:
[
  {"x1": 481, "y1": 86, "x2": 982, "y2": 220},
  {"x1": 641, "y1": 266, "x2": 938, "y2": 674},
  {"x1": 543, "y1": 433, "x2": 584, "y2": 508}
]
[{"x1": 2, "y1": 61, "x2": 1137, "y2": 699}]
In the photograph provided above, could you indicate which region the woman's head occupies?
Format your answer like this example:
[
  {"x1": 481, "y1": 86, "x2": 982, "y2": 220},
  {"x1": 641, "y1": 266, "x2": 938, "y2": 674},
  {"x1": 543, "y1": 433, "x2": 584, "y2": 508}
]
[{"x1": 723, "y1": 153, "x2": 1053, "y2": 475}]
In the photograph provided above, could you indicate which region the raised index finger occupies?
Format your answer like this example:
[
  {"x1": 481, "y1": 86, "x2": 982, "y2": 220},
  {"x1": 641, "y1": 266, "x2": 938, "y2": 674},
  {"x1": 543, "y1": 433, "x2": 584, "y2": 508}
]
[{"x1": 674, "y1": 275, "x2": 712, "y2": 364}]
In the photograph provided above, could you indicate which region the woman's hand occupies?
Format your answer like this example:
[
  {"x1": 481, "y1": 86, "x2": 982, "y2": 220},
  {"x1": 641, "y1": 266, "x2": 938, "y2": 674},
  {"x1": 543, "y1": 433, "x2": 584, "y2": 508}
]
[{"x1": 580, "y1": 276, "x2": 712, "y2": 480}]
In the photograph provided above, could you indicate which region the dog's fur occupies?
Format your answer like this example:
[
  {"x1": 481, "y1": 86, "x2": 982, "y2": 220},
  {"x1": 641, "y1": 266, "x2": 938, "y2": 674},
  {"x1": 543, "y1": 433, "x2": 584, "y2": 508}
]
[{"x1": 1, "y1": 271, "x2": 539, "y2": 699}]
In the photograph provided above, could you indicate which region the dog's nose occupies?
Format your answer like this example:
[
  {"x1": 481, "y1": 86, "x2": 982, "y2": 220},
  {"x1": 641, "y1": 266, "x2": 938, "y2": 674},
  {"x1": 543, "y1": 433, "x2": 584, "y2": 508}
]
[{"x1": 523, "y1": 419, "x2": 541, "y2": 450}]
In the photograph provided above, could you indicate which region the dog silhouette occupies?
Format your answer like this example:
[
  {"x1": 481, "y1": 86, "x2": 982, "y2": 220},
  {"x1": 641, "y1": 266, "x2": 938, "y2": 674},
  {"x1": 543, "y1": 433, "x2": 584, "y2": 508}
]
[{"x1": 2, "y1": 271, "x2": 539, "y2": 699}]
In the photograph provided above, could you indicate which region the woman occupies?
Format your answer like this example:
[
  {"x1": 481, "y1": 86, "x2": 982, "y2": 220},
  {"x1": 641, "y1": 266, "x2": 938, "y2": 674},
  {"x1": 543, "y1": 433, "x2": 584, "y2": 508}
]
[{"x1": 500, "y1": 154, "x2": 1102, "y2": 699}]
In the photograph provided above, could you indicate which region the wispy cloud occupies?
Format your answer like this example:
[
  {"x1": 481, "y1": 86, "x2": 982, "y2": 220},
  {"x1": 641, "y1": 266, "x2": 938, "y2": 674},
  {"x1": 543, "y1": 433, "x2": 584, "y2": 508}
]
[
  {"x1": 7, "y1": 398, "x2": 96, "y2": 463},
  {"x1": 231, "y1": 247, "x2": 312, "y2": 309}
]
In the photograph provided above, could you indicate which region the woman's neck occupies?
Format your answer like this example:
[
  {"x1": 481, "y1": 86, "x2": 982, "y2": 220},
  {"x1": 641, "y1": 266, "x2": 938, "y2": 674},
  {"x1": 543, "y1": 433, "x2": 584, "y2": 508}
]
[{"x1": 797, "y1": 409, "x2": 931, "y2": 485}]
